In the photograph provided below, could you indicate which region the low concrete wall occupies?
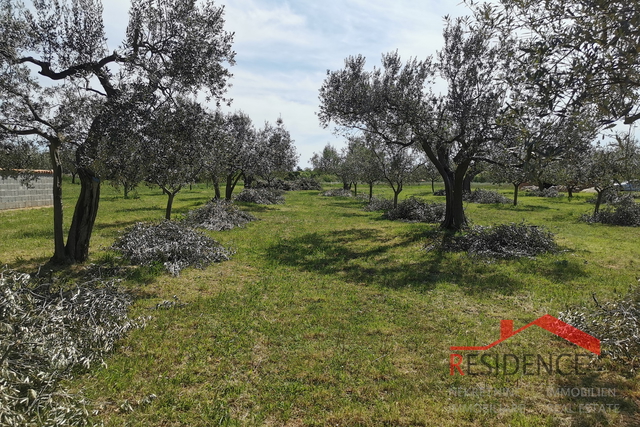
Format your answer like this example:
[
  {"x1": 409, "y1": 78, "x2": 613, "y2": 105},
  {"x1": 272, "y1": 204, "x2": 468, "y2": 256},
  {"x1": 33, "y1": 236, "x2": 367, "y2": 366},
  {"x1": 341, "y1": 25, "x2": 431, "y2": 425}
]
[{"x1": 0, "y1": 173, "x2": 53, "y2": 210}]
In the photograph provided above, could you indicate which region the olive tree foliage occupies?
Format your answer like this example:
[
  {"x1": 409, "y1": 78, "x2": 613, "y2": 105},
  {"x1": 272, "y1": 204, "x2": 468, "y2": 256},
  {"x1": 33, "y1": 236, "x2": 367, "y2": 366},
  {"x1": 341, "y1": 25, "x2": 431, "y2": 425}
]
[
  {"x1": 545, "y1": 145, "x2": 593, "y2": 198},
  {"x1": 319, "y1": 17, "x2": 512, "y2": 231},
  {"x1": 485, "y1": 158, "x2": 529, "y2": 206},
  {"x1": 245, "y1": 117, "x2": 298, "y2": 187},
  {"x1": 88, "y1": 85, "x2": 157, "y2": 198},
  {"x1": 0, "y1": 0, "x2": 235, "y2": 263},
  {"x1": 411, "y1": 158, "x2": 441, "y2": 194},
  {"x1": 469, "y1": 0, "x2": 640, "y2": 126},
  {"x1": 144, "y1": 98, "x2": 209, "y2": 220},
  {"x1": 0, "y1": 135, "x2": 49, "y2": 185},
  {"x1": 365, "y1": 134, "x2": 419, "y2": 208},
  {"x1": 310, "y1": 143, "x2": 360, "y2": 191},
  {"x1": 310, "y1": 143, "x2": 341, "y2": 175},
  {"x1": 346, "y1": 136, "x2": 384, "y2": 200},
  {"x1": 207, "y1": 111, "x2": 256, "y2": 200},
  {"x1": 584, "y1": 133, "x2": 640, "y2": 216}
]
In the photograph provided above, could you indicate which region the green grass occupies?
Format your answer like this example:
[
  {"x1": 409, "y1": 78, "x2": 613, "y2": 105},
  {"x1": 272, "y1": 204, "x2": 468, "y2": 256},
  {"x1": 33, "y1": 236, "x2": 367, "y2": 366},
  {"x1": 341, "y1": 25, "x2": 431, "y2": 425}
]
[{"x1": 2, "y1": 179, "x2": 639, "y2": 426}]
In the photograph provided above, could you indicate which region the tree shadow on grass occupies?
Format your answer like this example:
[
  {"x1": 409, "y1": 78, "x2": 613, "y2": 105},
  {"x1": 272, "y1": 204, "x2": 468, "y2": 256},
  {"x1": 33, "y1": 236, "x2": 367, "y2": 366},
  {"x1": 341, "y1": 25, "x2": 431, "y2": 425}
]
[
  {"x1": 267, "y1": 225, "x2": 592, "y2": 296},
  {"x1": 266, "y1": 228, "x2": 531, "y2": 293},
  {"x1": 4, "y1": 255, "x2": 52, "y2": 272},
  {"x1": 114, "y1": 206, "x2": 165, "y2": 214},
  {"x1": 481, "y1": 203, "x2": 553, "y2": 212}
]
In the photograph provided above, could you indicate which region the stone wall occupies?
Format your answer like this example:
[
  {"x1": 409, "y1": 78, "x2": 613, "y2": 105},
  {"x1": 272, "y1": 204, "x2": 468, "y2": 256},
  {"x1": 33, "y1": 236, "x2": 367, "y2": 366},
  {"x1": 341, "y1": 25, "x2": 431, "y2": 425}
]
[{"x1": 0, "y1": 172, "x2": 53, "y2": 210}]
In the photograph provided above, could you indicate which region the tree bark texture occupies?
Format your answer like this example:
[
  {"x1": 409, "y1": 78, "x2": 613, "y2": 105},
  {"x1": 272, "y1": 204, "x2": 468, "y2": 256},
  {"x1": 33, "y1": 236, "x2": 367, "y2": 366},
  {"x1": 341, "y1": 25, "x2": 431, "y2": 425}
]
[
  {"x1": 213, "y1": 177, "x2": 221, "y2": 199},
  {"x1": 164, "y1": 189, "x2": 177, "y2": 220},
  {"x1": 64, "y1": 167, "x2": 100, "y2": 263}
]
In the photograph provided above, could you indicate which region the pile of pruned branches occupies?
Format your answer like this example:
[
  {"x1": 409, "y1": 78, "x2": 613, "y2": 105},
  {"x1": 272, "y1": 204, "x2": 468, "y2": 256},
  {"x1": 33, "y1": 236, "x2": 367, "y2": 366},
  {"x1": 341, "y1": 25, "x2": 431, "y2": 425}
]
[
  {"x1": 362, "y1": 197, "x2": 395, "y2": 212},
  {"x1": 586, "y1": 191, "x2": 635, "y2": 205},
  {"x1": 436, "y1": 223, "x2": 557, "y2": 258},
  {"x1": 0, "y1": 269, "x2": 144, "y2": 426},
  {"x1": 582, "y1": 197, "x2": 640, "y2": 226},
  {"x1": 184, "y1": 199, "x2": 257, "y2": 231},
  {"x1": 111, "y1": 221, "x2": 233, "y2": 276},
  {"x1": 560, "y1": 287, "x2": 640, "y2": 370},
  {"x1": 433, "y1": 189, "x2": 446, "y2": 196},
  {"x1": 463, "y1": 189, "x2": 509, "y2": 204},
  {"x1": 254, "y1": 177, "x2": 322, "y2": 191},
  {"x1": 291, "y1": 177, "x2": 323, "y2": 190},
  {"x1": 383, "y1": 197, "x2": 446, "y2": 223},
  {"x1": 321, "y1": 188, "x2": 353, "y2": 197},
  {"x1": 235, "y1": 188, "x2": 285, "y2": 204},
  {"x1": 525, "y1": 187, "x2": 562, "y2": 198}
]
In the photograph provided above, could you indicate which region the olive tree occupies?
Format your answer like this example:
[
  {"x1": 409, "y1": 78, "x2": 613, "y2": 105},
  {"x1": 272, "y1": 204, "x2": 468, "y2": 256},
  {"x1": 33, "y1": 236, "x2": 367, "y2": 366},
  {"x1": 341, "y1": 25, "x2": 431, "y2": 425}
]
[
  {"x1": 586, "y1": 133, "x2": 640, "y2": 215},
  {"x1": 346, "y1": 137, "x2": 384, "y2": 200},
  {"x1": 208, "y1": 111, "x2": 255, "y2": 200},
  {"x1": 310, "y1": 143, "x2": 342, "y2": 179},
  {"x1": 0, "y1": 0, "x2": 234, "y2": 263},
  {"x1": 365, "y1": 134, "x2": 418, "y2": 208},
  {"x1": 319, "y1": 17, "x2": 511, "y2": 231},
  {"x1": 144, "y1": 98, "x2": 208, "y2": 220},
  {"x1": 245, "y1": 117, "x2": 298, "y2": 187}
]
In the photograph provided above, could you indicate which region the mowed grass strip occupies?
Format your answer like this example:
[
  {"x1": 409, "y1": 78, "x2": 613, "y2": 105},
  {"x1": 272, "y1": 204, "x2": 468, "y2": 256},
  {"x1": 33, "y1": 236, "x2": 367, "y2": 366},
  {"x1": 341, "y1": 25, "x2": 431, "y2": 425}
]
[{"x1": 2, "y1": 180, "x2": 639, "y2": 426}]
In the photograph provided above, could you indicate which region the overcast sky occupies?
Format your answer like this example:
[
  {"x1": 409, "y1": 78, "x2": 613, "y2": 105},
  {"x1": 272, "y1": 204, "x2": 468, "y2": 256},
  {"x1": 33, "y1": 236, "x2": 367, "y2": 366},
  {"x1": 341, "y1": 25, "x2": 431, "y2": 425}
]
[{"x1": 103, "y1": 0, "x2": 469, "y2": 167}]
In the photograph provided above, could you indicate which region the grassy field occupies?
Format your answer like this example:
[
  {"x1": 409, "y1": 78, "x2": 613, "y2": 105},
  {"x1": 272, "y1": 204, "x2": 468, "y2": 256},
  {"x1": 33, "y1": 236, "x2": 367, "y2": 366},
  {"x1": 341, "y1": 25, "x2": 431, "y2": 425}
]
[{"x1": 1, "y1": 179, "x2": 639, "y2": 426}]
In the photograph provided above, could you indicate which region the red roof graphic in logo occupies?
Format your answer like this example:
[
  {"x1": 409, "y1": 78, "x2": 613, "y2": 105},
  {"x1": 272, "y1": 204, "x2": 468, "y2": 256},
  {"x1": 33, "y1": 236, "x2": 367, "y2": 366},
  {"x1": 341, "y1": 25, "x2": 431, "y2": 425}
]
[{"x1": 450, "y1": 314, "x2": 600, "y2": 355}]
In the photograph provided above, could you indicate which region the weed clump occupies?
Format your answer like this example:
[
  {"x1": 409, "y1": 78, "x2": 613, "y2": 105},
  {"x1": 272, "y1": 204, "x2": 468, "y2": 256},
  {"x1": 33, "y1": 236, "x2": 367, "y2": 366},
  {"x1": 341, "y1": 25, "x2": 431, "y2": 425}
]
[
  {"x1": 362, "y1": 196, "x2": 394, "y2": 212},
  {"x1": 184, "y1": 199, "x2": 257, "y2": 231},
  {"x1": 383, "y1": 197, "x2": 446, "y2": 223},
  {"x1": 463, "y1": 189, "x2": 509, "y2": 204},
  {"x1": 321, "y1": 188, "x2": 353, "y2": 197},
  {"x1": 235, "y1": 188, "x2": 285, "y2": 204},
  {"x1": 560, "y1": 287, "x2": 640, "y2": 370},
  {"x1": 438, "y1": 223, "x2": 557, "y2": 258},
  {"x1": 0, "y1": 269, "x2": 144, "y2": 426},
  {"x1": 112, "y1": 221, "x2": 233, "y2": 276}
]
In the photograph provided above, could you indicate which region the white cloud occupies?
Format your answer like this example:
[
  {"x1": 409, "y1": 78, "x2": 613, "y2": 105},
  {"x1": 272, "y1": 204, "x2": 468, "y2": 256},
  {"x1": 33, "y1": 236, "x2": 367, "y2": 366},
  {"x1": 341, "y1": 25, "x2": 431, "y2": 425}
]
[
  {"x1": 100, "y1": 0, "x2": 470, "y2": 167},
  {"x1": 224, "y1": 0, "x2": 313, "y2": 47}
]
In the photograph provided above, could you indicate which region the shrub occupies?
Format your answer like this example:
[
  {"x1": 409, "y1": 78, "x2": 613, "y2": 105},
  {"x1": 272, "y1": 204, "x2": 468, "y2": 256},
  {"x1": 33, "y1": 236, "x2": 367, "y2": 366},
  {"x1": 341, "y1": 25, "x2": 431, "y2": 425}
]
[
  {"x1": 184, "y1": 199, "x2": 257, "y2": 231},
  {"x1": 235, "y1": 188, "x2": 285, "y2": 204},
  {"x1": 463, "y1": 189, "x2": 509, "y2": 204},
  {"x1": 112, "y1": 221, "x2": 233, "y2": 276},
  {"x1": 560, "y1": 287, "x2": 640, "y2": 369},
  {"x1": 0, "y1": 269, "x2": 144, "y2": 426},
  {"x1": 362, "y1": 197, "x2": 394, "y2": 212},
  {"x1": 433, "y1": 189, "x2": 446, "y2": 196},
  {"x1": 439, "y1": 223, "x2": 557, "y2": 258},
  {"x1": 383, "y1": 197, "x2": 446, "y2": 223},
  {"x1": 321, "y1": 188, "x2": 353, "y2": 197}
]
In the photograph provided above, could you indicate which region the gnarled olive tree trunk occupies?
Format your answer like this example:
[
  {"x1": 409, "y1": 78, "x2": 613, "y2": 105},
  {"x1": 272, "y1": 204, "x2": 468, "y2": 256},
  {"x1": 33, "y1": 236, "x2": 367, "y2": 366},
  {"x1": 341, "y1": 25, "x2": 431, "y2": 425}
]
[
  {"x1": 440, "y1": 165, "x2": 469, "y2": 231},
  {"x1": 423, "y1": 146, "x2": 470, "y2": 232},
  {"x1": 64, "y1": 166, "x2": 100, "y2": 263}
]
